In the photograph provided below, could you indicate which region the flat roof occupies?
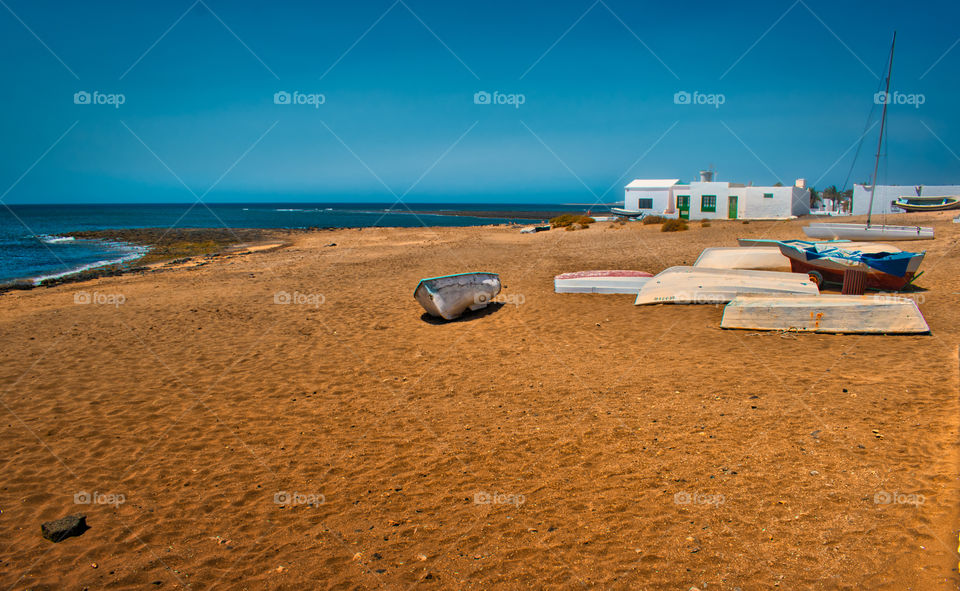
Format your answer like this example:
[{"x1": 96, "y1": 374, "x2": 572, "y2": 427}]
[{"x1": 625, "y1": 179, "x2": 680, "y2": 189}]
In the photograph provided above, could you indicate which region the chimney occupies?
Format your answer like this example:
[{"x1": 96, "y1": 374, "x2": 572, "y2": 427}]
[
  {"x1": 795, "y1": 178, "x2": 806, "y2": 189},
  {"x1": 699, "y1": 170, "x2": 713, "y2": 182}
]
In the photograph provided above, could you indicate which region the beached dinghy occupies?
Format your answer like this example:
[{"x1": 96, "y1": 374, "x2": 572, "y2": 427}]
[
  {"x1": 634, "y1": 267, "x2": 819, "y2": 305},
  {"x1": 693, "y1": 247, "x2": 790, "y2": 271},
  {"x1": 893, "y1": 195, "x2": 960, "y2": 212},
  {"x1": 414, "y1": 272, "x2": 501, "y2": 320},
  {"x1": 802, "y1": 222, "x2": 933, "y2": 241},
  {"x1": 776, "y1": 240, "x2": 924, "y2": 291},
  {"x1": 720, "y1": 294, "x2": 929, "y2": 334},
  {"x1": 554, "y1": 270, "x2": 653, "y2": 294},
  {"x1": 738, "y1": 238, "x2": 902, "y2": 253}
]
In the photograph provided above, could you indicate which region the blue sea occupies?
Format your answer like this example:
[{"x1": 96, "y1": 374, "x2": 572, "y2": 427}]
[{"x1": 0, "y1": 203, "x2": 577, "y2": 284}]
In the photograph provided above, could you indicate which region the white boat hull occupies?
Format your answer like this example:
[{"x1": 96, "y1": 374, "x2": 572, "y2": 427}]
[
  {"x1": 635, "y1": 267, "x2": 819, "y2": 305},
  {"x1": 720, "y1": 294, "x2": 929, "y2": 334},
  {"x1": 414, "y1": 272, "x2": 501, "y2": 320},
  {"x1": 554, "y1": 270, "x2": 653, "y2": 294},
  {"x1": 803, "y1": 223, "x2": 933, "y2": 241},
  {"x1": 693, "y1": 247, "x2": 790, "y2": 271}
]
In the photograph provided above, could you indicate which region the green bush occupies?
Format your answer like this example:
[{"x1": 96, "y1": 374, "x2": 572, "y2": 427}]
[{"x1": 661, "y1": 219, "x2": 689, "y2": 232}]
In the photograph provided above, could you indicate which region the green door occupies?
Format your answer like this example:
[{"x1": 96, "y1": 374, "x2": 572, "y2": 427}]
[
  {"x1": 728, "y1": 195, "x2": 738, "y2": 219},
  {"x1": 677, "y1": 195, "x2": 690, "y2": 220}
]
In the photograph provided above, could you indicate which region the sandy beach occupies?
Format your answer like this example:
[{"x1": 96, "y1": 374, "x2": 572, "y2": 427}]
[{"x1": 1, "y1": 213, "x2": 958, "y2": 589}]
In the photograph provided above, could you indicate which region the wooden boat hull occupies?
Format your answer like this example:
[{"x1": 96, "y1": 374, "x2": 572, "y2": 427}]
[
  {"x1": 777, "y1": 241, "x2": 924, "y2": 291},
  {"x1": 693, "y1": 247, "x2": 790, "y2": 271},
  {"x1": 803, "y1": 222, "x2": 933, "y2": 241},
  {"x1": 894, "y1": 196, "x2": 960, "y2": 212},
  {"x1": 554, "y1": 270, "x2": 652, "y2": 294},
  {"x1": 720, "y1": 294, "x2": 929, "y2": 334},
  {"x1": 609, "y1": 207, "x2": 645, "y2": 217},
  {"x1": 414, "y1": 272, "x2": 501, "y2": 320},
  {"x1": 737, "y1": 239, "x2": 901, "y2": 253},
  {"x1": 634, "y1": 267, "x2": 819, "y2": 305}
]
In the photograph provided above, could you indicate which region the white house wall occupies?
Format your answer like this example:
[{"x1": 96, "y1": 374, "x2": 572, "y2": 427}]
[{"x1": 623, "y1": 180, "x2": 809, "y2": 219}]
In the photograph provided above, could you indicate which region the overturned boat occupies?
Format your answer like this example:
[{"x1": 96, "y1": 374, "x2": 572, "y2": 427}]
[
  {"x1": 634, "y1": 267, "x2": 819, "y2": 305},
  {"x1": 554, "y1": 270, "x2": 653, "y2": 294},
  {"x1": 414, "y1": 272, "x2": 501, "y2": 320},
  {"x1": 693, "y1": 247, "x2": 790, "y2": 271},
  {"x1": 720, "y1": 294, "x2": 929, "y2": 334}
]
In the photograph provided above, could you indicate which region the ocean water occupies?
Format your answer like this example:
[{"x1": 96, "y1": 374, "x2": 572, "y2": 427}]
[{"x1": 0, "y1": 203, "x2": 569, "y2": 284}]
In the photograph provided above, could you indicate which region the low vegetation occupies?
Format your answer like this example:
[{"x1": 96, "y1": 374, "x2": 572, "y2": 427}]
[
  {"x1": 661, "y1": 219, "x2": 689, "y2": 232},
  {"x1": 700, "y1": 220, "x2": 711, "y2": 228},
  {"x1": 642, "y1": 215, "x2": 667, "y2": 225},
  {"x1": 549, "y1": 214, "x2": 595, "y2": 229}
]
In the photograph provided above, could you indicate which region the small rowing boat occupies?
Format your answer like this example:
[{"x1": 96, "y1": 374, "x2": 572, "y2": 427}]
[
  {"x1": 554, "y1": 270, "x2": 653, "y2": 294},
  {"x1": 776, "y1": 240, "x2": 924, "y2": 291},
  {"x1": 414, "y1": 272, "x2": 501, "y2": 320},
  {"x1": 893, "y1": 195, "x2": 960, "y2": 212}
]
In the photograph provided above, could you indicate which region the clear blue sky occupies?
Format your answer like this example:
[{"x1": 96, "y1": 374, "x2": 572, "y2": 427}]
[{"x1": 0, "y1": 0, "x2": 958, "y2": 203}]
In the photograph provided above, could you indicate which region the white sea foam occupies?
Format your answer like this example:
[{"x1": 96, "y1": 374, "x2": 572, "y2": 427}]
[
  {"x1": 29, "y1": 244, "x2": 149, "y2": 285},
  {"x1": 38, "y1": 235, "x2": 76, "y2": 244}
]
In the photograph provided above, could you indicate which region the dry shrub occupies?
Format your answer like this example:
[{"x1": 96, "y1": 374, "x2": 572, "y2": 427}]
[
  {"x1": 550, "y1": 214, "x2": 595, "y2": 228},
  {"x1": 642, "y1": 215, "x2": 667, "y2": 225},
  {"x1": 661, "y1": 219, "x2": 689, "y2": 232}
]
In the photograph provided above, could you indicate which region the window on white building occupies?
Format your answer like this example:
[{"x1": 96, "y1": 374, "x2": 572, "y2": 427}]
[
  {"x1": 701, "y1": 195, "x2": 717, "y2": 212},
  {"x1": 637, "y1": 198, "x2": 653, "y2": 209}
]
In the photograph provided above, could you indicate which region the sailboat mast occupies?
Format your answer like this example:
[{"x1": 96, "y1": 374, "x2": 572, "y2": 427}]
[{"x1": 867, "y1": 31, "x2": 896, "y2": 227}]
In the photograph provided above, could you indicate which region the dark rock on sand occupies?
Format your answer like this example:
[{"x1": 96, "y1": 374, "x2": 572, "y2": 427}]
[{"x1": 41, "y1": 513, "x2": 88, "y2": 542}]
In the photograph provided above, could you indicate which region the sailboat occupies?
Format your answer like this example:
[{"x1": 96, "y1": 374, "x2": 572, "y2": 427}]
[{"x1": 803, "y1": 32, "x2": 934, "y2": 241}]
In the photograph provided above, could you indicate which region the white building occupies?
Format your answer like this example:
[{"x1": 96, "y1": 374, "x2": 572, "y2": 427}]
[
  {"x1": 852, "y1": 184, "x2": 960, "y2": 216},
  {"x1": 624, "y1": 172, "x2": 810, "y2": 220}
]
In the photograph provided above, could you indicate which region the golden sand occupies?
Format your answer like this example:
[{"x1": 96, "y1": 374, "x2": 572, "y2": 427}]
[{"x1": 1, "y1": 213, "x2": 958, "y2": 589}]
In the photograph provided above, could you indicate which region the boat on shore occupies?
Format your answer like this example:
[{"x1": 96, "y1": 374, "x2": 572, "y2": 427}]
[
  {"x1": 720, "y1": 294, "x2": 929, "y2": 334},
  {"x1": 776, "y1": 240, "x2": 923, "y2": 291},
  {"x1": 634, "y1": 267, "x2": 819, "y2": 305},
  {"x1": 802, "y1": 222, "x2": 933, "y2": 241},
  {"x1": 609, "y1": 207, "x2": 645, "y2": 218},
  {"x1": 893, "y1": 195, "x2": 960, "y2": 212},
  {"x1": 554, "y1": 270, "x2": 652, "y2": 294},
  {"x1": 414, "y1": 272, "x2": 501, "y2": 320},
  {"x1": 693, "y1": 247, "x2": 790, "y2": 271},
  {"x1": 738, "y1": 238, "x2": 902, "y2": 253}
]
